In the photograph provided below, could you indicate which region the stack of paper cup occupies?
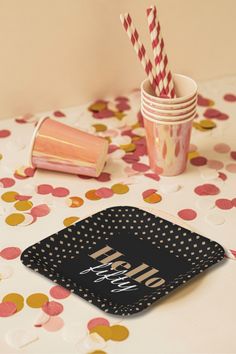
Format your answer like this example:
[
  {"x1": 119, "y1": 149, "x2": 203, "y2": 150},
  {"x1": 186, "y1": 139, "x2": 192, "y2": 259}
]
[{"x1": 141, "y1": 73, "x2": 198, "y2": 176}]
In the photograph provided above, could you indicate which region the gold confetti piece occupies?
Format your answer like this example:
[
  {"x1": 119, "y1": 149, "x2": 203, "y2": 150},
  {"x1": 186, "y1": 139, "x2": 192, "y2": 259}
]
[
  {"x1": 111, "y1": 183, "x2": 129, "y2": 194},
  {"x1": 63, "y1": 216, "x2": 80, "y2": 227},
  {"x1": 14, "y1": 200, "x2": 33, "y2": 211},
  {"x1": 110, "y1": 325, "x2": 129, "y2": 341},
  {"x1": 120, "y1": 143, "x2": 136, "y2": 153},
  {"x1": 114, "y1": 111, "x2": 126, "y2": 120},
  {"x1": 1, "y1": 191, "x2": 19, "y2": 203},
  {"x1": 89, "y1": 351, "x2": 107, "y2": 354},
  {"x1": 144, "y1": 193, "x2": 162, "y2": 204},
  {"x1": 0, "y1": 153, "x2": 3, "y2": 160},
  {"x1": 2, "y1": 293, "x2": 24, "y2": 312},
  {"x1": 131, "y1": 122, "x2": 141, "y2": 129},
  {"x1": 104, "y1": 137, "x2": 111, "y2": 144},
  {"x1": 92, "y1": 124, "x2": 107, "y2": 132},
  {"x1": 5, "y1": 213, "x2": 25, "y2": 226},
  {"x1": 188, "y1": 151, "x2": 200, "y2": 160},
  {"x1": 199, "y1": 119, "x2": 216, "y2": 129},
  {"x1": 88, "y1": 102, "x2": 107, "y2": 112},
  {"x1": 192, "y1": 122, "x2": 207, "y2": 132},
  {"x1": 26, "y1": 293, "x2": 49, "y2": 308},
  {"x1": 85, "y1": 190, "x2": 101, "y2": 201},
  {"x1": 67, "y1": 196, "x2": 84, "y2": 208},
  {"x1": 90, "y1": 325, "x2": 112, "y2": 341}
]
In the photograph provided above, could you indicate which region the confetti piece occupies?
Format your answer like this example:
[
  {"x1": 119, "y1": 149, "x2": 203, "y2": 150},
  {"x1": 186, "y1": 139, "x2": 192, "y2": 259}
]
[
  {"x1": 116, "y1": 101, "x2": 131, "y2": 111},
  {"x1": 110, "y1": 325, "x2": 129, "y2": 342},
  {"x1": 96, "y1": 172, "x2": 111, "y2": 182},
  {"x1": 63, "y1": 216, "x2": 80, "y2": 227},
  {"x1": 144, "y1": 173, "x2": 160, "y2": 181},
  {"x1": 89, "y1": 350, "x2": 107, "y2": 354},
  {"x1": 5, "y1": 329, "x2": 38, "y2": 349},
  {"x1": 5, "y1": 213, "x2": 25, "y2": 226},
  {"x1": 122, "y1": 153, "x2": 140, "y2": 163},
  {"x1": 214, "y1": 143, "x2": 230, "y2": 153},
  {"x1": 67, "y1": 196, "x2": 84, "y2": 207},
  {"x1": 92, "y1": 124, "x2": 107, "y2": 132},
  {"x1": 93, "y1": 110, "x2": 114, "y2": 119},
  {"x1": 218, "y1": 172, "x2": 227, "y2": 181},
  {"x1": 195, "y1": 198, "x2": 215, "y2": 211},
  {"x1": 42, "y1": 301, "x2": 63, "y2": 316},
  {"x1": 144, "y1": 193, "x2": 162, "y2": 204},
  {"x1": 108, "y1": 144, "x2": 119, "y2": 154},
  {"x1": 89, "y1": 101, "x2": 107, "y2": 112},
  {"x1": 34, "y1": 311, "x2": 50, "y2": 327},
  {"x1": 26, "y1": 293, "x2": 49, "y2": 308},
  {"x1": 232, "y1": 198, "x2": 236, "y2": 207},
  {"x1": 43, "y1": 316, "x2": 64, "y2": 332},
  {"x1": 205, "y1": 213, "x2": 225, "y2": 226},
  {"x1": 223, "y1": 93, "x2": 236, "y2": 102},
  {"x1": 132, "y1": 127, "x2": 145, "y2": 136},
  {"x1": 207, "y1": 159, "x2": 224, "y2": 170},
  {"x1": 188, "y1": 151, "x2": 199, "y2": 160},
  {"x1": 194, "y1": 184, "x2": 220, "y2": 196},
  {"x1": 31, "y1": 204, "x2": 50, "y2": 217},
  {"x1": 54, "y1": 110, "x2": 66, "y2": 117},
  {"x1": 95, "y1": 188, "x2": 113, "y2": 198},
  {"x1": 14, "y1": 200, "x2": 33, "y2": 211},
  {"x1": 52, "y1": 187, "x2": 70, "y2": 197},
  {"x1": 0, "y1": 263, "x2": 13, "y2": 279},
  {"x1": 0, "y1": 130, "x2": 11, "y2": 138},
  {"x1": 159, "y1": 183, "x2": 181, "y2": 194},
  {"x1": 20, "y1": 213, "x2": 36, "y2": 226},
  {"x1": 2, "y1": 293, "x2": 24, "y2": 312},
  {"x1": 132, "y1": 162, "x2": 149, "y2": 172},
  {"x1": 230, "y1": 151, "x2": 236, "y2": 160},
  {"x1": 226, "y1": 163, "x2": 236, "y2": 173},
  {"x1": 24, "y1": 167, "x2": 36, "y2": 177},
  {"x1": 0, "y1": 178, "x2": 15, "y2": 188},
  {"x1": 1, "y1": 191, "x2": 19, "y2": 202},
  {"x1": 199, "y1": 119, "x2": 216, "y2": 129},
  {"x1": 15, "y1": 194, "x2": 32, "y2": 201},
  {"x1": 0, "y1": 247, "x2": 21, "y2": 260},
  {"x1": 87, "y1": 318, "x2": 110, "y2": 331},
  {"x1": 203, "y1": 108, "x2": 221, "y2": 118},
  {"x1": 0, "y1": 302, "x2": 17, "y2": 317},
  {"x1": 62, "y1": 321, "x2": 86, "y2": 344},
  {"x1": 200, "y1": 169, "x2": 219, "y2": 180},
  {"x1": 190, "y1": 156, "x2": 207, "y2": 166},
  {"x1": 178, "y1": 208, "x2": 197, "y2": 221},
  {"x1": 49, "y1": 285, "x2": 71, "y2": 299},
  {"x1": 142, "y1": 189, "x2": 157, "y2": 199},
  {"x1": 85, "y1": 190, "x2": 101, "y2": 200},
  {"x1": 76, "y1": 333, "x2": 106, "y2": 353},
  {"x1": 111, "y1": 183, "x2": 129, "y2": 194},
  {"x1": 110, "y1": 149, "x2": 125, "y2": 159},
  {"x1": 197, "y1": 94, "x2": 214, "y2": 107},
  {"x1": 120, "y1": 143, "x2": 136, "y2": 153},
  {"x1": 37, "y1": 184, "x2": 54, "y2": 195},
  {"x1": 90, "y1": 325, "x2": 112, "y2": 341},
  {"x1": 215, "y1": 199, "x2": 233, "y2": 210}
]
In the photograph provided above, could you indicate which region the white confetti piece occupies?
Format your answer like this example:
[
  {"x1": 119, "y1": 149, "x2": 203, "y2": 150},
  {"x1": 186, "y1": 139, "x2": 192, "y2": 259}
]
[
  {"x1": 159, "y1": 183, "x2": 181, "y2": 194},
  {"x1": 5, "y1": 329, "x2": 38, "y2": 349},
  {"x1": 0, "y1": 263, "x2": 13, "y2": 279},
  {"x1": 196, "y1": 198, "x2": 215, "y2": 211},
  {"x1": 132, "y1": 127, "x2": 146, "y2": 136},
  {"x1": 205, "y1": 213, "x2": 225, "y2": 226},
  {"x1": 109, "y1": 149, "x2": 125, "y2": 159},
  {"x1": 113, "y1": 135, "x2": 131, "y2": 145},
  {"x1": 76, "y1": 333, "x2": 106, "y2": 354},
  {"x1": 62, "y1": 321, "x2": 86, "y2": 344},
  {"x1": 34, "y1": 311, "x2": 50, "y2": 327},
  {"x1": 200, "y1": 169, "x2": 219, "y2": 181}
]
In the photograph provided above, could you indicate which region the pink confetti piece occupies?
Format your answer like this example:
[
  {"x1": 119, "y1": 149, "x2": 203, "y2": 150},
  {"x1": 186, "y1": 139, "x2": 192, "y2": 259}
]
[
  {"x1": 0, "y1": 302, "x2": 17, "y2": 317},
  {"x1": 223, "y1": 93, "x2": 236, "y2": 102},
  {"x1": 215, "y1": 113, "x2": 229, "y2": 121},
  {"x1": 226, "y1": 163, "x2": 236, "y2": 173},
  {"x1": 95, "y1": 172, "x2": 111, "y2": 182},
  {"x1": 144, "y1": 173, "x2": 160, "y2": 181},
  {"x1": 87, "y1": 317, "x2": 110, "y2": 331},
  {"x1": 77, "y1": 174, "x2": 93, "y2": 180},
  {"x1": 49, "y1": 285, "x2": 71, "y2": 299},
  {"x1": 218, "y1": 172, "x2": 227, "y2": 181},
  {"x1": 43, "y1": 316, "x2": 64, "y2": 332},
  {"x1": 121, "y1": 129, "x2": 136, "y2": 138},
  {"x1": 194, "y1": 183, "x2": 220, "y2": 196},
  {"x1": 197, "y1": 94, "x2": 213, "y2": 106},
  {"x1": 137, "y1": 110, "x2": 144, "y2": 126},
  {"x1": 37, "y1": 184, "x2": 54, "y2": 195},
  {"x1": 0, "y1": 247, "x2": 21, "y2": 260},
  {"x1": 93, "y1": 109, "x2": 114, "y2": 119},
  {"x1": 203, "y1": 108, "x2": 221, "y2": 118},
  {"x1": 108, "y1": 144, "x2": 119, "y2": 154},
  {"x1": 31, "y1": 204, "x2": 50, "y2": 217},
  {"x1": 178, "y1": 209, "x2": 197, "y2": 221},
  {"x1": 142, "y1": 189, "x2": 157, "y2": 199},
  {"x1": 52, "y1": 187, "x2": 70, "y2": 197},
  {"x1": 95, "y1": 188, "x2": 113, "y2": 198},
  {"x1": 214, "y1": 143, "x2": 231, "y2": 153},
  {"x1": 116, "y1": 102, "x2": 131, "y2": 111},
  {"x1": 54, "y1": 110, "x2": 66, "y2": 117},
  {"x1": 124, "y1": 166, "x2": 139, "y2": 176},
  {"x1": 122, "y1": 154, "x2": 140, "y2": 164},
  {"x1": 207, "y1": 160, "x2": 224, "y2": 170},
  {"x1": 15, "y1": 194, "x2": 32, "y2": 201},
  {"x1": 190, "y1": 156, "x2": 207, "y2": 166},
  {"x1": 232, "y1": 198, "x2": 236, "y2": 207},
  {"x1": 0, "y1": 178, "x2": 15, "y2": 188},
  {"x1": 42, "y1": 301, "x2": 63, "y2": 316},
  {"x1": 115, "y1": 96, "x2": 129, "y2": 102},
  {"x1": 132, "y1": 162, "x2": 149, "y2": 172},
  {"x1": 24, "y1": 167, "x2": 36, "y2": 177},
  {"x1": 215, "y1": 198, "x2": 233, "y2": 210},
  {"x1": 0, "y1": 130, "x2": 11, "y2": 138},
  {"x1": 230, "y1": 151, "x2": 236, "y2": 160}
]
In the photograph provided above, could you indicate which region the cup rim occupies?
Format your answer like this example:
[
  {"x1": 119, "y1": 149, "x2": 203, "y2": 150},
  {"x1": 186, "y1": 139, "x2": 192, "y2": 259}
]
[
  {"x1": 28, "y1": 116, "x2": 49, "y2": 166},
  {"x1": 141, "y1": 103, "x2": 196, "y2": 121},
  {"x1": 141, "y1": 73, "x2": 198, "y2": 104},
  {"x1": 142, "y1": 108, "x2": 196, "y2": 125},
  {"x1": 141, "y1": 99, "x2": 197, "y2": 116},
  {"x1": 141, "y1": 93, "x2": 197, "y2": 110}
]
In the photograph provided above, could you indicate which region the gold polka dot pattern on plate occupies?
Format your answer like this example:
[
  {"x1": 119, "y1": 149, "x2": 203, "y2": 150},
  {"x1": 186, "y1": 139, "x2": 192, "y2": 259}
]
[
  {"x1": 85, "y1": 190, "x2": 101, "y2": 201},
  {"x1": 110, "y1": 325, "x2": 129, "y2": 341},
  {"x1": 90, "y1": 325, "x2": 112, "y2": 341},
  {"x1": 1, "y1": 191, "x2": 19, "y2": 202},
  {"x1": 2, "y1": 293, "x2": 24, "y2": 312},
  {"x1": 111, "y1": 184, "x2": 129, "y2": 195},
  {"x1": 120, "y1": 143, "x2": 136, "y2": 152},
  {"x1": 14, "y1": 200, "x2": 33, "y2": 211},
  {"x1": 92, "y1": 124, "x2": 107, "y2": 132},
  {"x1": 5, "y1": 213, "x2": 25, "y2": 226},
  {"x1": 26, "y1": 293, "x2": 49, "y2": 308},
  {"x1": 144, "y1": 193, "x2": 162, "y2": 204},
  {"x1": 67, "y1": 196, "x2": 84, "y2": 208},
  {"x1": 63, "y1": 216, "x2": 80, "y2": 227}
]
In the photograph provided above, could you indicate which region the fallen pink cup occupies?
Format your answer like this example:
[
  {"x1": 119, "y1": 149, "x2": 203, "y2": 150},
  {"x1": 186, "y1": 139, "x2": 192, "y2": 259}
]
[{"x1": 29, "y1": 117, "x2": 108, "y2": 177}]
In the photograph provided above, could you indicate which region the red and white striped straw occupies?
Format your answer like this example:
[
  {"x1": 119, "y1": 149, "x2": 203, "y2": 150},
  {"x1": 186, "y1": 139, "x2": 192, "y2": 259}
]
[
  {"x1": 120, "y1": 13, "x2": 160, "y2": 97},
  {"x1": 147, "y1": 6, "x2": 176, "y2": 98}
]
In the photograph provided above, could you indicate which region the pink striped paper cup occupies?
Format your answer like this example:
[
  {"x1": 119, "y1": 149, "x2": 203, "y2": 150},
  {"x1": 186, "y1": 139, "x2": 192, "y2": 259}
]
[
  {"x1": 141, "y1": 100, "x2": 196, "y2": 118},
  {"x1": 29, "y1": 117, "x2": 108, "y2": 177}
]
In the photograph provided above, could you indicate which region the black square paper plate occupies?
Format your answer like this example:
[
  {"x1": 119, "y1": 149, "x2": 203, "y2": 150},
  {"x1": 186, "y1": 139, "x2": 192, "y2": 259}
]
[{"x1": 21, "y1": 206, "x2": 225, "y2": 316}]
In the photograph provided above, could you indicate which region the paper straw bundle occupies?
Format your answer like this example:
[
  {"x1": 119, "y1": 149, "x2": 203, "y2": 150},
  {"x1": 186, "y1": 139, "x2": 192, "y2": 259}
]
[{"x1": 120, "y1": 5, "x2": 176, "y2": 98}]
